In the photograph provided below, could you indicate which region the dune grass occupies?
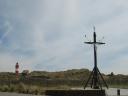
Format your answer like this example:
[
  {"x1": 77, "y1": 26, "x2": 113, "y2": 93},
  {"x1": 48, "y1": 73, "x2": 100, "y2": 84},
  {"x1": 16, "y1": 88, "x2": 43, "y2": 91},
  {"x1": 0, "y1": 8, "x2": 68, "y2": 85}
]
[{"x1": 0, "y1": 82, "x2": 72, "y2": 95}]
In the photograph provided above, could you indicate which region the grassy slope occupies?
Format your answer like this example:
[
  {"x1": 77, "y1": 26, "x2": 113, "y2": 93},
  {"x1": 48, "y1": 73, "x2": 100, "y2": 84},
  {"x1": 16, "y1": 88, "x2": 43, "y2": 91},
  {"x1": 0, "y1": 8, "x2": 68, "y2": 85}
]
[
  {"x1": 0, "y1": 69, "x2": 128, "y2": 94},
  {"x1": 0, "y1": 69, "x2": 128, "y2": 88}
]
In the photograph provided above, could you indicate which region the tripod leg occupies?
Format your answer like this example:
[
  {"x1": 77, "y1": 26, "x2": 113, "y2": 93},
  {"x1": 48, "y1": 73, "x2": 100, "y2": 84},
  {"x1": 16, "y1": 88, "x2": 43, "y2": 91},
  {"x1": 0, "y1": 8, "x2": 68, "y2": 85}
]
[
  {"x1": 91, "y1": 70, "x2": 94, "y2": 88},
  {"x1": 97, "y1": 73, "x2": 102, "y2": 89},
  {"x1": 84, "y1": 68, "x2": 94, "y2": 89},
  {"x1": 97, "y1": 68, "x2": 108, "y2": 88}
]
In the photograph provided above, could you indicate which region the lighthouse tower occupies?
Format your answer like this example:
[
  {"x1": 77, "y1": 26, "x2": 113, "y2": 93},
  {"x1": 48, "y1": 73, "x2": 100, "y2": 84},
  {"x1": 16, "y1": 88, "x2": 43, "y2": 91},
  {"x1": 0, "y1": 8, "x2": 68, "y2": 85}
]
[{"x1": 15, "y1": 62, "x2": 19, "y2": 79}]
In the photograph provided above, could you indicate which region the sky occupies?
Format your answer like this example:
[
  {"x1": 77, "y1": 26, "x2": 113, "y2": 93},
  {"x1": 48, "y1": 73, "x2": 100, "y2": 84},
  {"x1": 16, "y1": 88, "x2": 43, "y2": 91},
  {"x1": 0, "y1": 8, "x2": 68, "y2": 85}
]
[{"x1": 0, "y1": 0, "x2": 128, "y2": 74}]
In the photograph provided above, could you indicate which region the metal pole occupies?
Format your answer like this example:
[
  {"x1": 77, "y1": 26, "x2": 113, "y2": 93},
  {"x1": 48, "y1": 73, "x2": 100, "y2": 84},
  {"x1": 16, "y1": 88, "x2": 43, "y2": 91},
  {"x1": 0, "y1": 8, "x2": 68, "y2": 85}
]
[
  {"x1": 117, "y1": 89, "x2": 120, "y2": 96},
  {"x1": 93, "y1": 32, "x2": 99, "y2": 89},
  {"x1": 84, "y1": 28, "x2": 108, "y2": 89}
]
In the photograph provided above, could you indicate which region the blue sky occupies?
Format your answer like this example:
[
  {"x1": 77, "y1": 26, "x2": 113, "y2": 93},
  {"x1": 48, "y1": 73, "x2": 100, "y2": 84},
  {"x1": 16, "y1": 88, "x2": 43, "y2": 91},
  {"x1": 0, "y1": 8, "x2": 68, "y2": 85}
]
[{"x1": 0, "y1": 0, "x2": 128, "y2": 74}]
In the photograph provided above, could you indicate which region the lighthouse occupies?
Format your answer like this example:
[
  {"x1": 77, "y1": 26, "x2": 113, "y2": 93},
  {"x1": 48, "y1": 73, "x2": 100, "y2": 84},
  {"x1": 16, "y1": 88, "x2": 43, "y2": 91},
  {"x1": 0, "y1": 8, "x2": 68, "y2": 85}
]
[{"x1": 15, "y1": 62, "x2": 19, "y2": 79}]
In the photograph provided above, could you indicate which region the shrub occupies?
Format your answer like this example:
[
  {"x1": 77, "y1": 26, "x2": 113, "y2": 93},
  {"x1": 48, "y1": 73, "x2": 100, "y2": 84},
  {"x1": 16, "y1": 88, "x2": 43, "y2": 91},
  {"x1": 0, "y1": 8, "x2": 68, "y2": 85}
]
[
  {"x1": 9, "y1": 84, "x2": 15, "y2": 92},
  {"x1": 2, "y1": 85, "x2": 9, "y2": 92},
  {"x1": 17, "y1": 82, "x2": 26, "y2": 93}
]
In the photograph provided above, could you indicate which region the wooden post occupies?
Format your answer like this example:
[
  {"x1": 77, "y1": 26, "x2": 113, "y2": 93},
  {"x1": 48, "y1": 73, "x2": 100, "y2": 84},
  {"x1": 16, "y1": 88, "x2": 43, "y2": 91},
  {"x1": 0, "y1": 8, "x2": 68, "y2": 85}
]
[{"x1": 117, "y1": 89, "x2": 120, "y2": 96}]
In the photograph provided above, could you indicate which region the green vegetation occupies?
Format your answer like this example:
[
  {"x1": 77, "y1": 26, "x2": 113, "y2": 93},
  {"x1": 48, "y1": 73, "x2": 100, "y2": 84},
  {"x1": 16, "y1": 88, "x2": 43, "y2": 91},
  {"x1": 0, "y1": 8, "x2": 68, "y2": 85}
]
[
  {"x1": 0, "y1": 82, "x2": 72, "y2": 95},
  {"x1": 0, "y1": 69, "x2": 128, "y2": 94}
]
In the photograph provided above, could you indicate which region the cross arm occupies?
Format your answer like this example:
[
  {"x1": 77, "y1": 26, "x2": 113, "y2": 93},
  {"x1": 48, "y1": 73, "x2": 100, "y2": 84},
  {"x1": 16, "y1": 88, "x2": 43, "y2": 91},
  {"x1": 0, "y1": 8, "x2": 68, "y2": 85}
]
[
  {"x1": 84, "y1": 42, "x2": 105, "y2": 45},
  {"x1": 84, "y1": 42, "x2": 94, "y2": 44},
  {"x1": 96, "y1": 42, "x2": 105, "y2": 44}
]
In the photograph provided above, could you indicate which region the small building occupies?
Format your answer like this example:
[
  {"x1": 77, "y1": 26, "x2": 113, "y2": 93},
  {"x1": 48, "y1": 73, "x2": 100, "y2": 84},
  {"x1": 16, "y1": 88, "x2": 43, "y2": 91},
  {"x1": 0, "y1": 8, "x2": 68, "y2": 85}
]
[{"x1": 22, "y1": 70, "x2": 29, "y2": 78}]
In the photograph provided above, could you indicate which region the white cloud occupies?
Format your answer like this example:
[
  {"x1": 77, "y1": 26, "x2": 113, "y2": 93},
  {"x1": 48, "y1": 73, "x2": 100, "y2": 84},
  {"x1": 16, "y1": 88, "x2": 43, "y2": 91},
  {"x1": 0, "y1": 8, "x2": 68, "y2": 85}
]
[{"x1": 0, "y1": 0, "x2": 128, "y2": 74}]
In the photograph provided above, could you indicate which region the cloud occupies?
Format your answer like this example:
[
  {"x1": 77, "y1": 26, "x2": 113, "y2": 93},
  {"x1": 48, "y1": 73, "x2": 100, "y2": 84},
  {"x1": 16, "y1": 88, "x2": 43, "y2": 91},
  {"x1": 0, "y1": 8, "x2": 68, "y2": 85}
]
[{"x1": 0, "y1": 0, "x2": 128, "y2": 74}]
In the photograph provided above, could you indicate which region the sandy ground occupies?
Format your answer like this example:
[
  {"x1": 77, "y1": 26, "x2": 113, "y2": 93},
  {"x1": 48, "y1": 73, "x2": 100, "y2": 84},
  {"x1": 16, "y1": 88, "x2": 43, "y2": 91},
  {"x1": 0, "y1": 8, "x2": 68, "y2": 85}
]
[{"x1": 0, "y1": 92, "x2": 45, "y2": 96}]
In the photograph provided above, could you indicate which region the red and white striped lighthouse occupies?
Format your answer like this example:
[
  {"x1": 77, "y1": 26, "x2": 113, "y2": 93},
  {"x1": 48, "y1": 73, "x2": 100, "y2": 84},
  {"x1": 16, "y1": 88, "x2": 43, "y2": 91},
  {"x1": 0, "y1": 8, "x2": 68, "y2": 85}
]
[{"x1": 15, "y1": 62, "x2": 19, "y2": 79}]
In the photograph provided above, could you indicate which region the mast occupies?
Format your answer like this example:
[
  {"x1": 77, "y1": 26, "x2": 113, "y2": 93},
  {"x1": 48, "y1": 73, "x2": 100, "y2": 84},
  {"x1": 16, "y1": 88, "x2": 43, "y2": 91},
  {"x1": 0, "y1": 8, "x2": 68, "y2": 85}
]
[{"x1": 84, "y1": 27, "x2": 108, "y2": 89}]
